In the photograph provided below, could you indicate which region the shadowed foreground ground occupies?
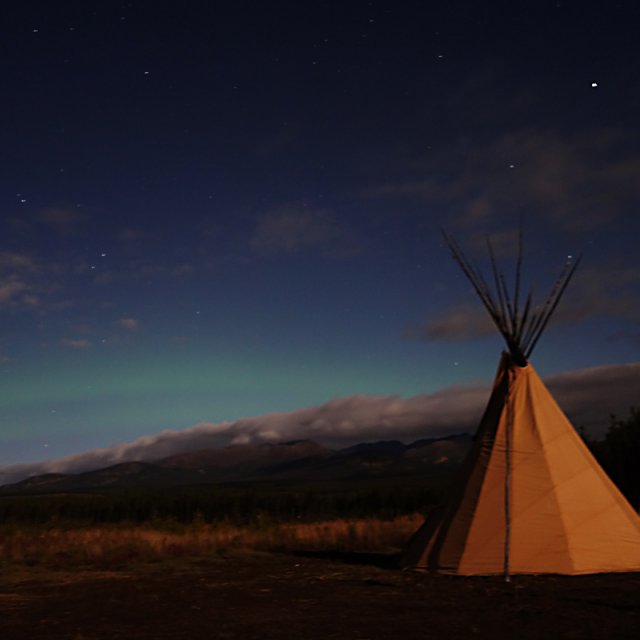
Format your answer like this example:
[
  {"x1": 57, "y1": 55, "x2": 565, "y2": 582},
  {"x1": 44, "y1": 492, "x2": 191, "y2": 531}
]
[{"x1": 1, "y1": 552, "x2": 638, "y2": 640}]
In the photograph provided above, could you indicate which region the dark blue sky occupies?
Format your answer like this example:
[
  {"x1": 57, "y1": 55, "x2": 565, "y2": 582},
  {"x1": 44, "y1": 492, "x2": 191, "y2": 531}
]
[{"x1": 2, "y1": 1, "x2": 639, "y2": 469}]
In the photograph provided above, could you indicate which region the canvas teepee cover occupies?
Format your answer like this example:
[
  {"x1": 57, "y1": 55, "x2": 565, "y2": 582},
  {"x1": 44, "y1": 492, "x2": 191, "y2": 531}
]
[{"x1": 404, "y1": 235, "x2": 640, "y2": 575}]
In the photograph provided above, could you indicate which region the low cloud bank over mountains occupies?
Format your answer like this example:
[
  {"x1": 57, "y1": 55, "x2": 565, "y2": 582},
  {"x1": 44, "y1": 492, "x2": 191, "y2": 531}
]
[{"x1": 1, "y1": 362, "x2": 637, "y2": 485}]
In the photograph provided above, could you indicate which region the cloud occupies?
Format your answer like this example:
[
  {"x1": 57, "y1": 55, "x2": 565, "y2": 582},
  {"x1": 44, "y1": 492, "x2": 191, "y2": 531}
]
[
  {"x1": 559, "y1": 264, "x2": 640, "y2": 324},
  {"x1": 0, "y1": 279, "x2": 28, "y2": 305},
  {"x1": 118, "y1": 316, "x2": 139, "y2": 331},
  {"x1": 0, "y1": 392, "x2": 480, "y2": 485},
  {"x1": 2, "y1": 361, "x2": 637, "y2": 485},
  {"x1": 171, "y1": 264, "x2": 194, "y2": 277},
  {"x1": 252, "y1": 208, "x2": 336, "y2": 254},
  {"x1": 251, "y1": 207, "x2": 362, "y2": 257},
  {"x1": 37, "y1": 207, "x2": 86, "y2": 233},
  {"x1": 366, "y1": 128, "x2": 640, "y2": 234},
  {"x1": 61, "y1": 338, "x2": 92, "y2": 350},
  {"x1": 406, "y1": 305, "x2": 496, "y2": 341},
  {"x1": 0, "y1": 251, "x2": 38, "y2": 271},
  {"x1": 0, "y1": 251, "x2": 40, "y2": 308},
  {"x1": 545, "y1": 363, "x2": 640, "y2": 430},
  {"x1": 0, "y1": 249, "x2": 98, "y2": 313}
]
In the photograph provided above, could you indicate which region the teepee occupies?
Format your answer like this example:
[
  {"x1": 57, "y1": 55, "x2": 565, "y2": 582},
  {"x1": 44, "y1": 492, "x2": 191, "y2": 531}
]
[{"x1": 403, "y1": 232, "x2": 640, "y2": 576}]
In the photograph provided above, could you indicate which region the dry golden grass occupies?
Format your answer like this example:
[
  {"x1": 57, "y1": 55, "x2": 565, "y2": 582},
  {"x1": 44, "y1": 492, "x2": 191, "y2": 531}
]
[{"x1": 0, "y1": 515, "x2": 422, "y2": 567}]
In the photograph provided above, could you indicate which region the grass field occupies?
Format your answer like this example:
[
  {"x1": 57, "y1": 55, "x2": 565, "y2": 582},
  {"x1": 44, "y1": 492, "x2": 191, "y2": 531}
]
[
  {"x1": 0, "y1": 514, "x2": 422, "y2": 568},
  {"x1": 1, "y1": 514, "x2": 639, "y2": 639}
]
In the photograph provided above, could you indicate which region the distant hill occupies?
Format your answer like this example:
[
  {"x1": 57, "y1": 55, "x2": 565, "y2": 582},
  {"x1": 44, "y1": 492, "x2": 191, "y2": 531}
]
[{"x1": 0, "y1": 435, "x2": 472, "y2": 495}]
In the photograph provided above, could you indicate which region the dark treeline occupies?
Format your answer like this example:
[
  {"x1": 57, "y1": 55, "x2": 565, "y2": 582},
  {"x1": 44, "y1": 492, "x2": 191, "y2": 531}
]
[
  {"x1": 585, "y1": 407, "x2": 640, "y2": 509},
  {"x1": 0, "y1": 481, "x2": 443, "y2": 527}
]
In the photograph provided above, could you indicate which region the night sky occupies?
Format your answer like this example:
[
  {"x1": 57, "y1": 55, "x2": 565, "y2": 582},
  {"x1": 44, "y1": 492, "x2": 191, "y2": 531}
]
[{"x1": 2, "y1": 1, "x2": 639, "y2": 480}]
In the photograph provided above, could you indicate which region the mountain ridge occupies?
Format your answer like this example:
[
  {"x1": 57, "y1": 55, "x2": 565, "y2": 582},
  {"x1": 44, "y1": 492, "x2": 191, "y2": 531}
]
[{"x1": 0, "y1": 434, "x2": 472, "y2": 494}]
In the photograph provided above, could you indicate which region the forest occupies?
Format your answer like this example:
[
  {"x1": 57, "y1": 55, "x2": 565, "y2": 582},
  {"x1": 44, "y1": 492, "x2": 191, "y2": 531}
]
[{"x1": 0, "y1": 479, "x2": 443, "y2": 527}]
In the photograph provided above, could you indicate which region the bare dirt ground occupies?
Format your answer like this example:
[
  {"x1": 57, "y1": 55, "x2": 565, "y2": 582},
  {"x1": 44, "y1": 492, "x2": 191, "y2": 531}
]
[{"x1": 1, "y1": 551, "x2": 638, "y2": 640}]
